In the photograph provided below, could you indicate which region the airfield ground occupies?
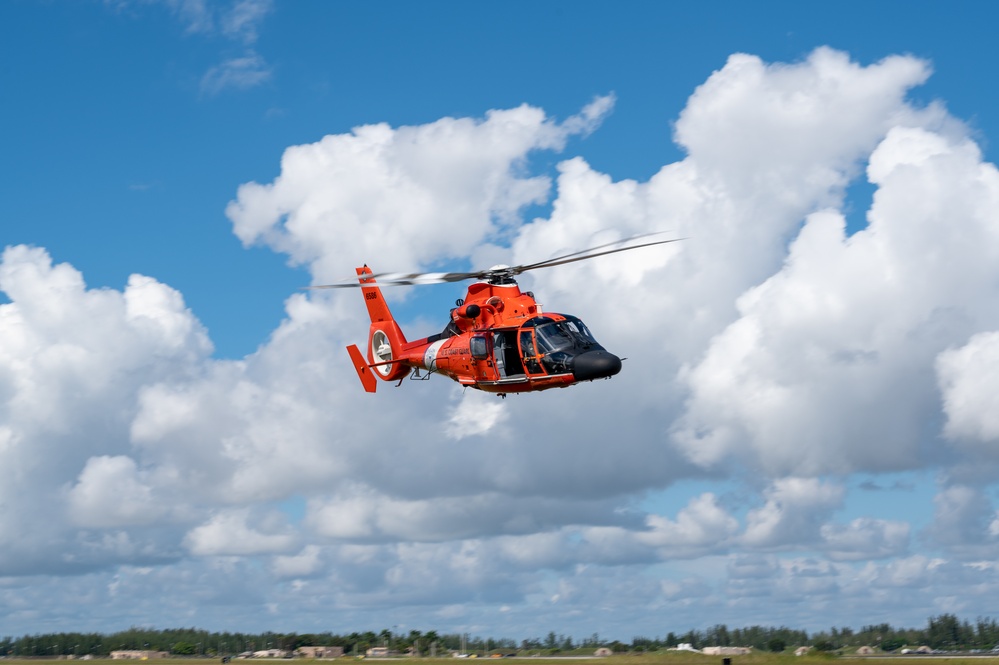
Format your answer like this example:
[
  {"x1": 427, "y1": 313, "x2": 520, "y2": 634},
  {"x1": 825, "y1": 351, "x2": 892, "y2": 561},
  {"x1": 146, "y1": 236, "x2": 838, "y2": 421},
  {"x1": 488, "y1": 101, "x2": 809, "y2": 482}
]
[{"x1": 7, "y1": 656, "x2": 999, "y2": 665}]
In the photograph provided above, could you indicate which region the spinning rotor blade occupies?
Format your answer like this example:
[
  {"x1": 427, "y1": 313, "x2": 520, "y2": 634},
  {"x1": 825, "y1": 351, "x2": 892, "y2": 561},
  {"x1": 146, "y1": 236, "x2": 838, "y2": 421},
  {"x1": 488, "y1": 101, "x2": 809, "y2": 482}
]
[
  {"x1": 307, "y1": 232, "x2": 682, "y2": 289},
  {"x1": 308, "y1": 270, "x2": 477, "y2": 289},
  {"x1": 511, "y1": 232, "x2": 682, "y2": 275}
]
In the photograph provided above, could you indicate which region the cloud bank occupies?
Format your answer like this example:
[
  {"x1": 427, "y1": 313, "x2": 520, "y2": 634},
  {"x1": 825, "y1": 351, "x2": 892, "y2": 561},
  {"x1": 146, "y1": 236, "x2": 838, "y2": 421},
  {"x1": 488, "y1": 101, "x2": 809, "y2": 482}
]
[{"x1": 5, "y1": 47, "x2": 999, "y2": 635}]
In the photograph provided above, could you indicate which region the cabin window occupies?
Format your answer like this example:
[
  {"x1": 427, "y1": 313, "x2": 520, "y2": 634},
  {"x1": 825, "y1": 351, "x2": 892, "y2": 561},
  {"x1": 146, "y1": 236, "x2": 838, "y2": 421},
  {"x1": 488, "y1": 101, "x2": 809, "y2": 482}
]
[{"x1": 470, "y1": 335, "x2": 489, "y2": 359}]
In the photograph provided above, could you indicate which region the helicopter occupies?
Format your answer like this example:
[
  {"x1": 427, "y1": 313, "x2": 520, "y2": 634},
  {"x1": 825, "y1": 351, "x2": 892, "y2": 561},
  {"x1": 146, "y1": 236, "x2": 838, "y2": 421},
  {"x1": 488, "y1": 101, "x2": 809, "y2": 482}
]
[{"x1": 312, "y1": 234, "x2": 680, "y2": 396}]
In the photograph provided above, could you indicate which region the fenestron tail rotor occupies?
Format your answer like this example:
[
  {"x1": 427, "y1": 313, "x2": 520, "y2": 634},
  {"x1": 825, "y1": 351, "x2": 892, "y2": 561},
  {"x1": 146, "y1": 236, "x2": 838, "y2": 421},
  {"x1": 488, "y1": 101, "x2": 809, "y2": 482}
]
[{"x1": 307, "y1": 232, "x2": 682, "y2": 289}]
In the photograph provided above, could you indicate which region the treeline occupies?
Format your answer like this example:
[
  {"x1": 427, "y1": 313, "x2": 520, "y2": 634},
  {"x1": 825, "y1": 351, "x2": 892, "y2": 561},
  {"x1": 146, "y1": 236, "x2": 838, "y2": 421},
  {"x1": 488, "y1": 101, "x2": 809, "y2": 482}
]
[
  {"x1": 3, "y1": 614, "x2": 999, "y2": 658},
  {"x1": 630, "y1": 615, "x2": 999, "y2": 653}
]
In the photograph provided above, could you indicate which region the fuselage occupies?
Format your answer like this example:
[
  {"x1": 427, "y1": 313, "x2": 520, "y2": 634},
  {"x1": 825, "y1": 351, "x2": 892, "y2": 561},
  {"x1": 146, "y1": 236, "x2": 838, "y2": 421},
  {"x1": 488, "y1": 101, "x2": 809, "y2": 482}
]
[{"x1": 385, "y1": 280, "x2": 622, "y2": 394}]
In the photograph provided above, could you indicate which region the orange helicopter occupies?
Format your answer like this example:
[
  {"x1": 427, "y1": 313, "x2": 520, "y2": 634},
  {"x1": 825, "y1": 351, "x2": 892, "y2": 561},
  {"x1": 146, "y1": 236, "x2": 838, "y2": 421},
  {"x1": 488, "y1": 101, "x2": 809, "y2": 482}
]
[{"x1": 314, "y1": 234, "x2": 679, "y2": 396}]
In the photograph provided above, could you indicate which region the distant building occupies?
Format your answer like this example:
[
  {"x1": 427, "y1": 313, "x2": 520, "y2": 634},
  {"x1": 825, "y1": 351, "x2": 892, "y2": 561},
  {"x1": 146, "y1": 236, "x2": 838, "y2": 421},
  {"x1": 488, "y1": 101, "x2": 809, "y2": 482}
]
[
  {"x1": 702, "y1": 647, "x2": 752, "y2": 656},
  {"x1": 856, "y1": 646, "x2": 875, "y2": 655},
  {"x1": 669, "y1": 644, "x2": 700, "y2": 653},
  {"x1": 795, "y1": 647, "x2": 811, "y2": 656},
  {"x1": 594, "y1": 648, "x2": 613, "y2": 657},
  {"x1": 110, "y1": 651, "x2": 169, "y2": 660},
  {"x1": 366, "y1": 648, "x2": 390, "y2": 658},
  {"x1": 296, "y1": 647, "x2": 344, "y2": 659},
  {"x1": 253, "y1": 650, "x2": 289, "y2": 658}
]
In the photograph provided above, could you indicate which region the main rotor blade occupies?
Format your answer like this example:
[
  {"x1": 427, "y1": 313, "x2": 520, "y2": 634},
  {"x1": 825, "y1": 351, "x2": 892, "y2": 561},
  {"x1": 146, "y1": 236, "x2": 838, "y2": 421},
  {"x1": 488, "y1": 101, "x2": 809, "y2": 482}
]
[
  {"x1": 307, "y1": 270, "x2": 479, "y2": 289},
  {"x1": 305, "y1": 232, "x2": 682, "y2": 289},
  {"x1": 513, "y1": 236, "x2": 684, "y2": 274},
  {"x1": 511, "y1": 232, "x2": 681, "y2": 274}
]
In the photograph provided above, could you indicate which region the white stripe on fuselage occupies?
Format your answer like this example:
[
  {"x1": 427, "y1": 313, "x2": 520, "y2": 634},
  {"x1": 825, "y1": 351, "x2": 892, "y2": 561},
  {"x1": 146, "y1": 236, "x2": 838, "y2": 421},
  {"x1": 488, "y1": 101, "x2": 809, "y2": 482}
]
[{"x1": 422, "y1": 339, "x2": 447, "y2": 371}]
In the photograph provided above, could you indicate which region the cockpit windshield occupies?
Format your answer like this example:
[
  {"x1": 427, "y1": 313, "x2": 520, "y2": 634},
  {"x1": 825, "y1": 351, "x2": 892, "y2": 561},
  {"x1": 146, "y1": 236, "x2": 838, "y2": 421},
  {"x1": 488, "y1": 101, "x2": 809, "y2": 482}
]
[{"x1": 531, "y1": 316, "x2": 601, "y2": 354}]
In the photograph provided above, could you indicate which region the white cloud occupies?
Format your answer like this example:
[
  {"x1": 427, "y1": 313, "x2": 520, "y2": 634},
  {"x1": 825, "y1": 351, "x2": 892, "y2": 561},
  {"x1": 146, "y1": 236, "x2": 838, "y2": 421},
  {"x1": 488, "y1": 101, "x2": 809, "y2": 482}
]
[
  {"x1": 445, "y1": 390, "x2": 506, "y2": 439},
  {"x1": 306, "y1": 488, "x2": 629, "y2": 544},
  {"x1": 820, "y1": 518, "x2": 910, "y2": 561},
  {"x1": 271, "y1": 545, "x2": 323, "y2": 579},
  {"x1": 742, "y1": 478, "x2": 844, "y2": 549},
  {"x1": 67, "y1": 456, "x2": 164, "y2": 528},
  {"x1": 567, "y1": 493, "x2": 740, "y2": 565},
  {"x1": 675, "y1": 48, "x2": 932, "y2": 194},
  {"x1": 671, "y1": 120, "x2": 999, "y2": 478},
  {"x1": 225, "y1": 98, "x2": 615, "y2": 283},
  {"x1": 0, "y1": 246, "x2": 209, "y2": 573},
  {"x1": 938, "y1": 331, "x2": 999, "y2": 448},
  {"x1": 200, "y1": 52, "x2": 272, "y2": 95},
  {"x1": 184, "y1": 508, "x2": 299, "y2": 556},
  {"x1": 924, "y1": 485, "x2": 999, "y2": 558},
  {"x1": 636, "y1": 493, "x2": 740, "y2": 557}
]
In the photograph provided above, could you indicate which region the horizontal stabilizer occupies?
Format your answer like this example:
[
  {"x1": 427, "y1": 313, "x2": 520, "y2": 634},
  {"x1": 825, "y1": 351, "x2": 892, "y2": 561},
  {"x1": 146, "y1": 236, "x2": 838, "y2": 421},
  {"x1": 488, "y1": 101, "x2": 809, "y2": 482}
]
[{"x1": 346, "y1": 344, "x2": 377, "y2": 393}]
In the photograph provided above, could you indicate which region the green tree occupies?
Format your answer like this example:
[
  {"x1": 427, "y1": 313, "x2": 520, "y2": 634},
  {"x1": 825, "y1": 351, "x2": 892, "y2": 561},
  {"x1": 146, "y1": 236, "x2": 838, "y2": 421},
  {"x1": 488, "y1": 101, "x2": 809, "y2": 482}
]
[
  {"x1": 707, "y1": 625, "x2": 731, "y2": 647},
  {"x1": 881, "y1": 638, "x2": 905, "y2": 652},
  {"x1": 927, "y1": 614, "x2": 972, "y2": 649}
]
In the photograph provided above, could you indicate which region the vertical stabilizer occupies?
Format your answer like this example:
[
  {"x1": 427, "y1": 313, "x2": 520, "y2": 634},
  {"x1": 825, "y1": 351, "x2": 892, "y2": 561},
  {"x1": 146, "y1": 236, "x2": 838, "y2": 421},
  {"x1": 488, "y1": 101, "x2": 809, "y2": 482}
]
[{"x1": 357, "y1": 266, "x2": 399, "y2": 327}]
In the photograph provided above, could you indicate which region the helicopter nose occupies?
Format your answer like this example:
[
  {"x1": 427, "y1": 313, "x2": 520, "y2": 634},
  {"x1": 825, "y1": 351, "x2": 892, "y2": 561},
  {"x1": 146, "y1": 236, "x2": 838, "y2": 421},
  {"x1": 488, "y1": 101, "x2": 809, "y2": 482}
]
[{"x1": 572, "y1": 350, "x2": 622, "y2": 381}]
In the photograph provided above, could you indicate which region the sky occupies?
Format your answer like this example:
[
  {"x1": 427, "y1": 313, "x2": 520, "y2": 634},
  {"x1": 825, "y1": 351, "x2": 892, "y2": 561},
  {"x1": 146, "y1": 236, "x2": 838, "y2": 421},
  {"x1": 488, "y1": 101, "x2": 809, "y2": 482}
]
[{"x1": 5, "y1": 0, "x2": 999, "y2": 643}]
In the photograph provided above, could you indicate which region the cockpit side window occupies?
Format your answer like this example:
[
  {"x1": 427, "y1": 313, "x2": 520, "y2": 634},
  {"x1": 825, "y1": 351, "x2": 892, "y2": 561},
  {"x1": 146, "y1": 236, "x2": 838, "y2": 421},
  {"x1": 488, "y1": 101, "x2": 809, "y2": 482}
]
[{"x1": 470, "y1": 335, "x2": 489, "y2": 359}]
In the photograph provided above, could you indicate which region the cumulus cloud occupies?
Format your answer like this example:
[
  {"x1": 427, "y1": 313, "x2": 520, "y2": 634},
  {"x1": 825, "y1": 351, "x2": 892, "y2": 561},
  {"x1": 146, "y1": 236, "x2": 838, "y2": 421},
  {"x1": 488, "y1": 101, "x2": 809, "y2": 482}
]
[
  {"x1": 820, "y1": 518, "x2": 910, "y2": 561},
  {"x1": 0, "y1": 246, "x2": 210, "y2": 573},
  {"x1": 225, "y1": 97, "x2": 616, "y2": 283},
  {"x1": 67, "y1": 456, "x2": 165, "y2": 528},
  {"x1": 271, "y1": 544, "x2": 323, "y2": 579},
  {"x1": 923, "y1": 485, "x2": 999, "y2": 559},
  {"x1": 938, "y1": 331, "x2": 999, "y2": 448},
  {"x1": 184, "y1": 508, "x2": 299, "y2": 556},
  {"x1": 671, "y1": 123, "x2": 999, "y2": 477},
  {"x1": 638, "y1": 493, "x2": 741, "y2": 555},
  {"x1": 742, "y1": 478, "x2": 844, "y2": 549},
  {"x1": 445, "y1": 389, "x2": 506, "y2": 440},
  {"x1": 306, "y1": 489, "x2": 631, "y2": 544},
  {"x1": 9, "y1": 46, "x2": 999, "y2": 635}
]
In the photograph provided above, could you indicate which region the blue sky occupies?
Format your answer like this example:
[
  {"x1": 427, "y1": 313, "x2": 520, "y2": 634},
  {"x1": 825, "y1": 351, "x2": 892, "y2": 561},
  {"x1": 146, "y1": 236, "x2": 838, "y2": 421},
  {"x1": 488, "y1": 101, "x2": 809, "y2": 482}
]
[{"x1": 5, "y1": 0, "x2": 999, "y2": 642}]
